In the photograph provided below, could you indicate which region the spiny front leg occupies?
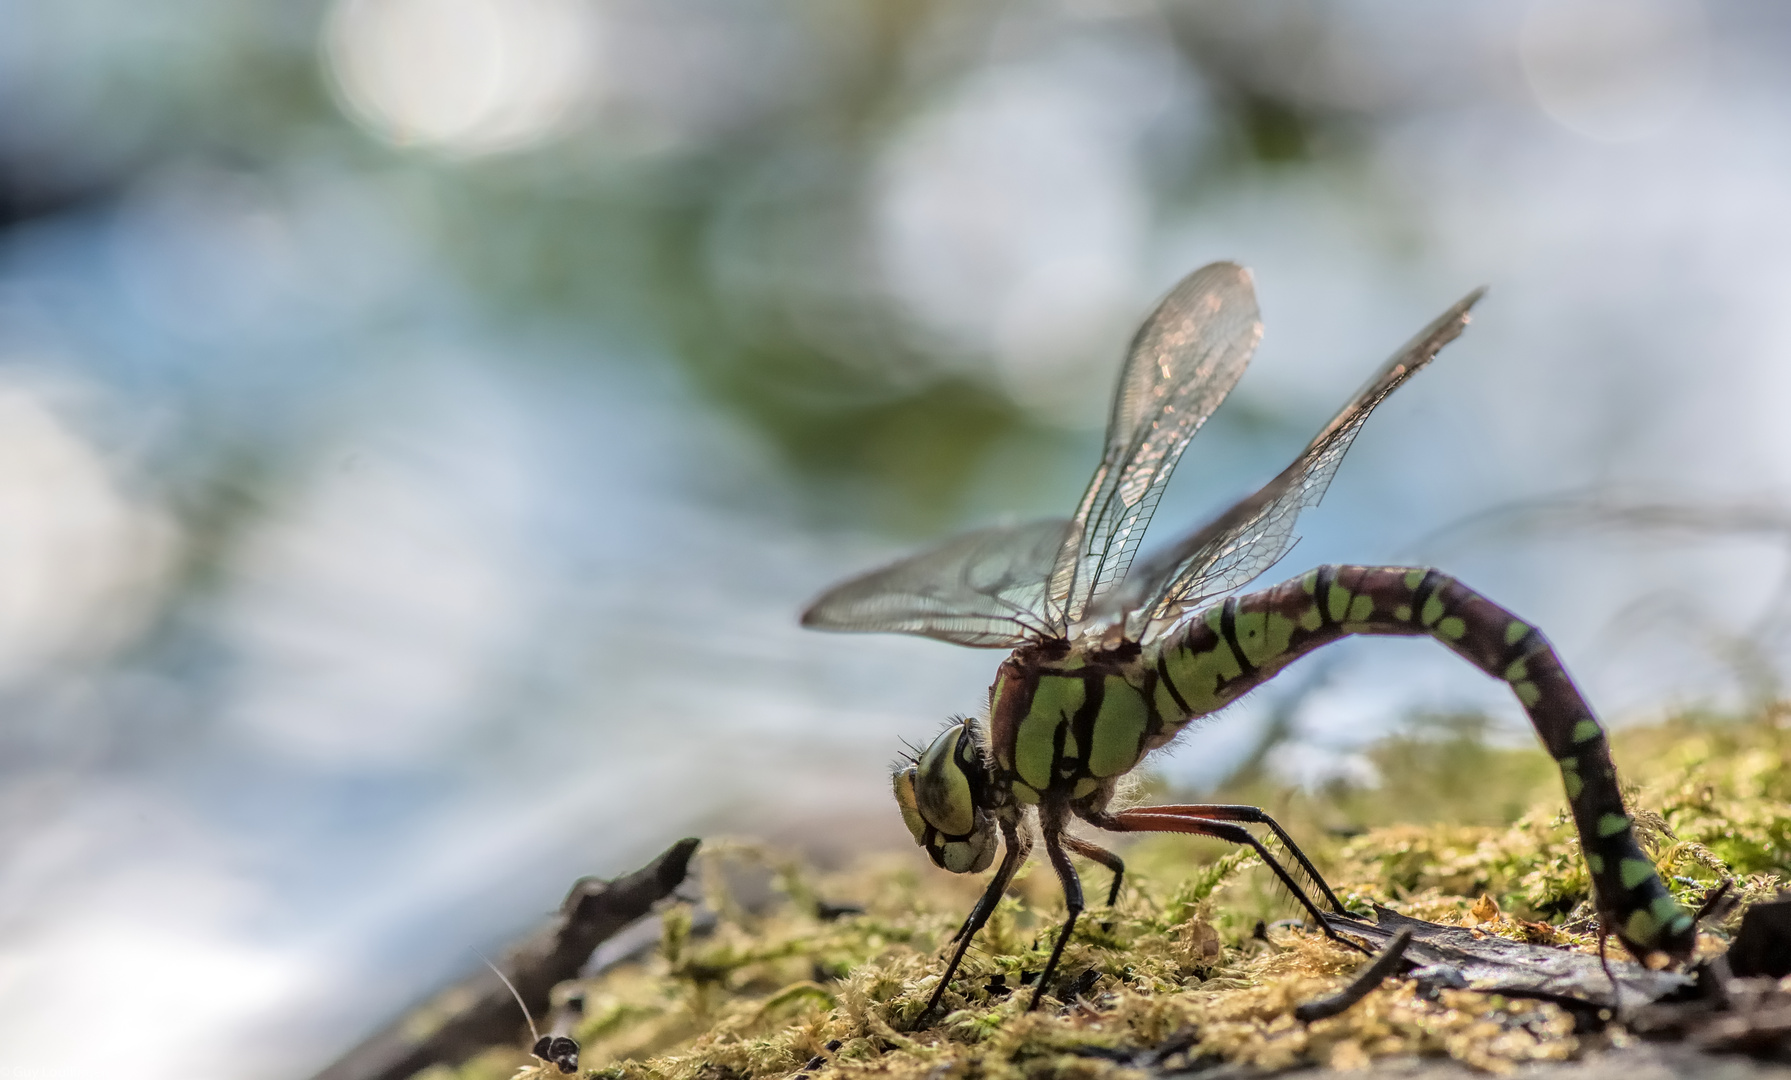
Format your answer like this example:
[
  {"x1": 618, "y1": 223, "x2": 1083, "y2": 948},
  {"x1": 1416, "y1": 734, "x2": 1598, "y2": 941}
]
[
  {"x1": 921, "y1": 818, "x2": 1030, "y2": 1023},
  {"x1": 1062, "y1": 833, "x2": 1125, "y2": 907},
  {"x1": 1137, "y1": 803, "x2": 1348, "y2": 914},
  {"x1": 1029, "y1": 816, "x2": 1086, "y2": 1012},
  {"x1": 1082, "y1": 807, "x2": 1369, "y2": 954},
  {"x1": 1155, "y1": 565, "x2": 1695, "y2": 964}
]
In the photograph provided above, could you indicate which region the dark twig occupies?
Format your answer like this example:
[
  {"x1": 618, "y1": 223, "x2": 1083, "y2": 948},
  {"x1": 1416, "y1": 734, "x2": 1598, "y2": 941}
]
[
  {"x1": 309, "y1": 837, "x2": 701, "y2": 1080},
  {"x1": 1694, "y1": 879, "x2": 1736, "y2": 925},
  {"x1": 1294, "y1": 928, "x2": 1413, "y2": 1022},
  {"x1": 1320, "y1": 906, "x2": 1691, "y2": 1012}
]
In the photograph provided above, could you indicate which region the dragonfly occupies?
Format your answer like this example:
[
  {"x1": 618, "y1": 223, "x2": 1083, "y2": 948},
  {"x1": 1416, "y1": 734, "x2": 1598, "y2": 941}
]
[{"x1": 802, "y1": 263, "x2": 1695, "y2": 1019}]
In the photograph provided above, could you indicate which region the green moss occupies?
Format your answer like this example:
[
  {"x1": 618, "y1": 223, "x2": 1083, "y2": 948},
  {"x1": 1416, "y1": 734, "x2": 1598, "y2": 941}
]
[{"x1": 458, "y1": 708, "x2": 1791, "y2": 1080}]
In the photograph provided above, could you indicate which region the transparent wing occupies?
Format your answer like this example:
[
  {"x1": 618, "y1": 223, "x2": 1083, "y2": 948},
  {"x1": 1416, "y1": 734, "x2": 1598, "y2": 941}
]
[
  {"x1": 801, "y1": 519, "x2": 1077, "y2": 648},
  {"x1": 1109, "y1": 287, "x2": 1486, "y2": 638},
  {"x1": 1046, "y1": 262, "x2": 1263, "y2": 626}
]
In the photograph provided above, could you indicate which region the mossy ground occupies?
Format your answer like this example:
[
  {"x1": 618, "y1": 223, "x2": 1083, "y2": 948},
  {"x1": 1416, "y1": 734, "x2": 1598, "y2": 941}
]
[{"x1": 432, "y1": 708, "x2": 1791, "y2": 1080}]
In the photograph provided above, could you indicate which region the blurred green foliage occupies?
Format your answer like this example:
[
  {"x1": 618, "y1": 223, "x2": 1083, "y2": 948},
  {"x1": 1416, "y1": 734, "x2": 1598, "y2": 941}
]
[{"x1": 38, "y1": 3, "x2": 1383, "y2": 526}]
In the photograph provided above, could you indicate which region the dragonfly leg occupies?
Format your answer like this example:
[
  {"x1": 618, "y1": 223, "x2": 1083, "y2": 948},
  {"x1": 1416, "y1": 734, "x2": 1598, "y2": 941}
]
[
  {"x1": 1029, "y1": 822, "x2": 1085, "y2": 1012},
  {"x1": 1597, "y1": 921, "x2": 1622, "y2": 1009},
  {"x1": 1086, "y1": 807, "x2": 1369, "y2": 955},
  {"x1": 1140, "y1": 804, "x2": 1347, "y2": 914},
  {"x1": 1062, "y1": 833, "x2": 1125, "y2": 907},
  {"x1": 920, "y1": 819, "x2": 1029, "y2": 1024}
]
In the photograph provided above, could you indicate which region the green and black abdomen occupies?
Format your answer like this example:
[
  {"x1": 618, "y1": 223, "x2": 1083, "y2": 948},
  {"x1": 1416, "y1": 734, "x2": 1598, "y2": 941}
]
[{"x1": 1145, "y1": 565, "x2": 1695, "y2": 962}]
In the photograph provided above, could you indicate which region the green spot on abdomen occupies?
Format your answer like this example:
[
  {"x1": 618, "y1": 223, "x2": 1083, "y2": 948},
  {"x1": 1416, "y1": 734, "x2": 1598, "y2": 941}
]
[
  {"x1": 1233, "y1": 611, "x2": 1296, "y2": 667},
  {"x1": 1436, "y1": 616, "x2": 1466, "y2": 640},
  {"x1": 1597, "y1": 813, "x2": 1631, "y2": 837},
  {"x1": 1505, "y1": 658, "x2": 1529, "y2": 682},
  {"x1": 1301, "y1": 570, "x2": 1319, "y2": 595},
  {"x1": 1420, "y1": 595, "x2": 1445, "y2": 627},
  {"x1": 1505, "y1": 620, "x2": 1530, "y2": 646},
  {"x1": 1326, "y1": 584, "x2": 1352, "y2": 623},
  {"x1": 1558, "y1": 757, "x2": 1583, "y2": 799},
  {"x1": 1394, "y1": 604, "x2": 1412, "y2": 622},
  {"x1": 1404, "y1": 569, "x2": 1424, "y2": 590},
  {"x1": 1514, "y1": 681, "x2": 1541, "y2": 707},
  {"x1": 1620, "y1": 858, "x2": 1657, "y2": 889},
  {"x1": 1572, "y1": 719, "x2": 1601, "y2": 744},
  {"x1": 1088, "y1": 676, "x2": 1149, "y2": 778},
  {"x1": 1586, "y1": 853, "x2": 1604, "y2": 874},
  {"x1": 1299, "y1": 605, "x2": 1323, "y2": 632},
  {"x1": 1161, "y1": 640, "x2": 1243, "y2": 714},
  {"x1": 1347, "y1": 594, "x2": 1373, "y2": 622},
  {"x1": 1625, "y1": 908, "x2": 1659, "y2": 946}
]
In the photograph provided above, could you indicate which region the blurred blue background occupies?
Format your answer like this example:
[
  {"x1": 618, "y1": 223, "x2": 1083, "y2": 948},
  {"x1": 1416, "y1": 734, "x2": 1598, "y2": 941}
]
[{"x1": 2, "y1": 1, "x2": 1789, "y2": 1075}]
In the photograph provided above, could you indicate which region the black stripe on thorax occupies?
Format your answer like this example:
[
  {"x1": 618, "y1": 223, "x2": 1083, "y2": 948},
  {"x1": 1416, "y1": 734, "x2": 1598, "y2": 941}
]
[
  {"x1": 1314, "y1": 564, "x2": 1339, "y2": 628},
  {"x1": 1219, "y1": 596, "x2": 1257, "y2": 678},
  {"x1": 1155, "y1": 648, "x2": 1191, "y2": 715},
  {"x1": 1064, "y1": 674, "x2": 1105, "y2": 775}
]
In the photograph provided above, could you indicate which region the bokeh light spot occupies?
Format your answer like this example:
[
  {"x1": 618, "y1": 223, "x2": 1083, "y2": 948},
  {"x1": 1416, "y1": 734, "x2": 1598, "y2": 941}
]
[
  {"x1": 323, "y1": 0, "x2": 595, "y2": 155},
  {"x1": 1520, "y1": 0, "x2": 1707, "y2": 142}
]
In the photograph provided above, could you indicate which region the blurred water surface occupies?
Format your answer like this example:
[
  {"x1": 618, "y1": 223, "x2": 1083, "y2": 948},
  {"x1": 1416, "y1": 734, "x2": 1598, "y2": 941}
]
[{"x1": 2, "y1": 2, "x2": 1791, "y2": 1076}]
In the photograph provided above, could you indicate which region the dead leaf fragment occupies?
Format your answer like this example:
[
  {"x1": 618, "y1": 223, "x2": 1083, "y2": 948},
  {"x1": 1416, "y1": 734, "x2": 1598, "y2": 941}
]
[{"x1": 1467, "y1": 894, "x2": 1502, "y2": 926}]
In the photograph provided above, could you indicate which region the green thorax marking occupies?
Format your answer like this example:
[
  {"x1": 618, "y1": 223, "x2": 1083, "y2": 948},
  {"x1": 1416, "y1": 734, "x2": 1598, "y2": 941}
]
[
  {"x1": 989, "y1": 646, "x2": 1157, "y2": 803},
  {"x1": 1013, "y1": 674, "x2": 1083, "y2": 792},
  {"x1": 1087, "y1": 675, "x2": 1149, "y2": 778}
]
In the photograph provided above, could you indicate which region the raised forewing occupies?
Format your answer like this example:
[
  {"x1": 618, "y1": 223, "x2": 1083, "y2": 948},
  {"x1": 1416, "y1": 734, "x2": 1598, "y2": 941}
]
[
  {"x1": 1047, "y1": 262, "x2": 1263, "y2": 626},
  {"x1": 1110, "y1": 287, "x2": 1486, "y2": 639},
  {"x1": 801, "y1": 519, "x2": 1077, "y2": 648}
]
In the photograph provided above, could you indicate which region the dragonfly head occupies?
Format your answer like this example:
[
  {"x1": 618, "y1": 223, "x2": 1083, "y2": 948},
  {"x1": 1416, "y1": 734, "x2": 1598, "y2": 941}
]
[{"x1": 894, "y1": 719, "x2": 996, "y2": 874}]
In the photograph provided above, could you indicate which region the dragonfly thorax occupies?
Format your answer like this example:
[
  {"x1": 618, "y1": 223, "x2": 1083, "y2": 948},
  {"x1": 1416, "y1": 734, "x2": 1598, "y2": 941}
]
[{"x1": 893, "y1": 719, "x2": 997, "y2": 874}]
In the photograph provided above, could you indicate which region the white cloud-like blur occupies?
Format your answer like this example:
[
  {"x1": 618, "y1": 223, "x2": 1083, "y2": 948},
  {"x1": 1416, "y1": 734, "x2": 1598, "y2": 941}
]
[
  {"x1": 0, "y1": 383, "x2": 172, "y2": 682},
  {"x1": 1520, "y1": 0, "x2": 1708, "y2": 142},
  {"x1": 873, "y1": 18, "x2": 1201, "y2": 422},
  {"x1": 220, "y1": 377, "x2": 533, "y2": 766},
  {"x1": 0, "y1": 783, "x2": 306, "y2": 1074}
]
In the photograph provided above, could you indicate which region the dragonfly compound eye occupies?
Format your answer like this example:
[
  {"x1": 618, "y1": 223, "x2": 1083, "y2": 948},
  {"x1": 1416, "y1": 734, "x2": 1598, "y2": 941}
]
[
  {"x1": 894, "y1": 721, "x2": 996, "y2": 874},
  {"x1": 894, "y1": 764, "x2": 994, "y2": 872},
  {"x1": 892, "y1": 767, "x2": 930, "y2": 847},
  {"x1": 914, "y1": 722, "x2": 980, "y2": 836}
]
